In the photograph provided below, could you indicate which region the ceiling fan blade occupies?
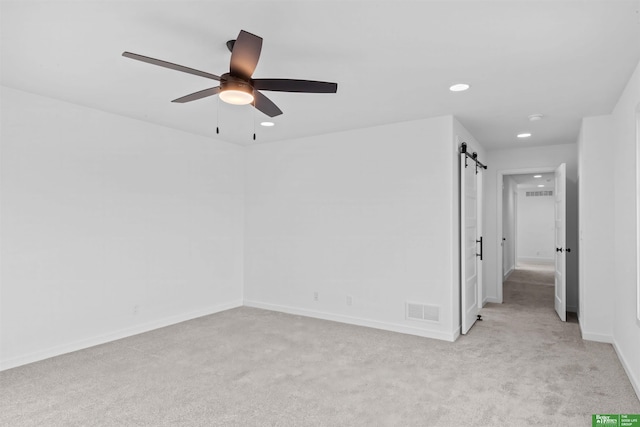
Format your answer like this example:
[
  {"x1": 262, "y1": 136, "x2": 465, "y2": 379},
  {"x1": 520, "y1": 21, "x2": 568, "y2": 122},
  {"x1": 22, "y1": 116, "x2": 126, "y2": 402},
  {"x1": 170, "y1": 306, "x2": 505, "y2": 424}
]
[
  {"x1": 172, "y1": 87, "x2": 221, "y2": 103},
  {"x1": 252, "y1": 79, "x2": 338, "y2": 93},
  {"x1": 122, "y1": 52, "x2": 220, "y2": 81},
  {"x1": 253, "y1": 90, "x2": 283, "y2": 117},
  {"x1": 229, "y1": 30, "x2": 262, "y2": 80}
]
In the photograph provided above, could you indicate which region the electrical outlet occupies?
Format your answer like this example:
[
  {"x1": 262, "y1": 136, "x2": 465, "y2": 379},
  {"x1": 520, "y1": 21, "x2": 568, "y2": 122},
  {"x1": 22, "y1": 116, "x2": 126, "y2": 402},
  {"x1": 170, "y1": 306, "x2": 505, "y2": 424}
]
[
  {"x1": 346, "y1": 295, "x2": 353, "y2": 306},
  {"x1": 313, "y1": 292, "x2": 318, "y2": 301}
]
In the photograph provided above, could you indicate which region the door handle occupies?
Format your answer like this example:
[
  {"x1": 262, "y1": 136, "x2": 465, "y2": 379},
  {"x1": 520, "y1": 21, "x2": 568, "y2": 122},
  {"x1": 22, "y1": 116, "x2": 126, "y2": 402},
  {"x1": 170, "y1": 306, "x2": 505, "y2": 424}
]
[
  {"x1": 476, "y1": 237, "x2": 483, "y2": 261},
  {"x1": 556, "y1": 247, "x2": 564, "y2": 253},
  {"x1": 565, "y1": 248, "x2": 571, "y2": 253}
]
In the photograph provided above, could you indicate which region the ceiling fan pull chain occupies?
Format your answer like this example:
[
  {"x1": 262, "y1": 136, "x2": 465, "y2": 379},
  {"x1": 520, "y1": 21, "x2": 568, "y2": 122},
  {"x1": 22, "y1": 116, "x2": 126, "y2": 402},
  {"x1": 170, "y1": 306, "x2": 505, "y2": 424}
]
[
  {"x1": 216, "y1": 97, "x2": 220, "y2": 134},
  {"x1": 253, "y1": 105, "x2": 257, "y2": 141}
]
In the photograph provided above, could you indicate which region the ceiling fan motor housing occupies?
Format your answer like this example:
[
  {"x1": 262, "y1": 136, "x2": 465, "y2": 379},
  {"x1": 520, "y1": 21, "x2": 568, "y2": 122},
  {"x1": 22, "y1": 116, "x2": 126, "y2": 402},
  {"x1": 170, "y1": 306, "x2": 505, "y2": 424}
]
[{"x1": 220, "y1": 73, "x2": 253, "y2": 94}]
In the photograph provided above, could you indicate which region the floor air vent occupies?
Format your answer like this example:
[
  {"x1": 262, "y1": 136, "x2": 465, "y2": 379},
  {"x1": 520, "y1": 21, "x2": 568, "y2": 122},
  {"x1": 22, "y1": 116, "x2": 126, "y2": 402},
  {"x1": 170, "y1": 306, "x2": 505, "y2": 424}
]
[{"x1": 406, "y1": 303, "x2": 440, "y2": 323}]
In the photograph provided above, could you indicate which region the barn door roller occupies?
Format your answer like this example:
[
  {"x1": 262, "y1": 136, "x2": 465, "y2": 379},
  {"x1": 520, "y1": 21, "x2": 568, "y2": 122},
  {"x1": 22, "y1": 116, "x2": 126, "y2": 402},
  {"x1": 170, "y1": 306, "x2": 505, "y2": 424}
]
[{"x1": 460, "y1": 142, "x2": 488, "y2": 173}]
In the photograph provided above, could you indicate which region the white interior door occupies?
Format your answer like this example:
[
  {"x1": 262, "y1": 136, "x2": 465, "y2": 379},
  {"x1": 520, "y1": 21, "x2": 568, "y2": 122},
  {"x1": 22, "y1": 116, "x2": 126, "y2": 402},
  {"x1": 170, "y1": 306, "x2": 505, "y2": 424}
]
[
  {"x1": 477, "y1": 168, "x2": 483, "y2": 311},
  {"x1": 554, "y1": 163, "x2": 567, "y2": 322},
  {"x1": 460, "y1": 155, "x2": 483, "y2": 334}
]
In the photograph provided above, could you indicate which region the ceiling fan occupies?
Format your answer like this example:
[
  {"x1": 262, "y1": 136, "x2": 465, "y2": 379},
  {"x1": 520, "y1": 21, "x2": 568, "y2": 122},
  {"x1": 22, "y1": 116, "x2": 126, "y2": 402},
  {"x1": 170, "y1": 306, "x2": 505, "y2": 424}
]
[{"x1": 122, "y1": 30, "x2": 338, "y2": 117}]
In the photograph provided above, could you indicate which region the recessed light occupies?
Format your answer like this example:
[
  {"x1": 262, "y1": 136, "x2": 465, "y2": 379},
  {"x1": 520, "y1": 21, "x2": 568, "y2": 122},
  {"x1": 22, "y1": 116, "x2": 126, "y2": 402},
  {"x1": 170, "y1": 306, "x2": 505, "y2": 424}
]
[
  {"x1": 449, "y1": 83, "x2": 470, "y2": 92},
  {"x1": 260, "y1": 121, "x2": 275, "y2": 127},
  {"x1": 538, "y1": 184, "x2": 544, "y2": 188},
  {"x1": 517, "y1": 133, "x2": 532, "y2": 138},
  {"x1": 528, "y1": 114, "x2": 544, "y2": 121},
  {"x1": 534, "y1": 175, "x2": 542, "y2": 178}
]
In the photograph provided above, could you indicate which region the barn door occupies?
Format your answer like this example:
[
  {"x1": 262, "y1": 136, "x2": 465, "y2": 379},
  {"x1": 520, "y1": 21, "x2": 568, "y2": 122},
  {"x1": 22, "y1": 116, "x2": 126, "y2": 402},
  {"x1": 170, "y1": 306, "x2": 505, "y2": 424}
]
[{"x1": 460, "y1": 147, "x2": 484, "y2": 334}]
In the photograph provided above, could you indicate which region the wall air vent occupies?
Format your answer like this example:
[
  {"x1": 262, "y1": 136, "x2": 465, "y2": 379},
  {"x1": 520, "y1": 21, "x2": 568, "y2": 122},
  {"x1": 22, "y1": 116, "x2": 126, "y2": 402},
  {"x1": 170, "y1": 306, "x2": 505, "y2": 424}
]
[
  {"x1": 406, "y1": 303, "x2": 440, "y2": 323},
  {"x1": 526, "y1": 190, "x2": 553, "y2": 197}
]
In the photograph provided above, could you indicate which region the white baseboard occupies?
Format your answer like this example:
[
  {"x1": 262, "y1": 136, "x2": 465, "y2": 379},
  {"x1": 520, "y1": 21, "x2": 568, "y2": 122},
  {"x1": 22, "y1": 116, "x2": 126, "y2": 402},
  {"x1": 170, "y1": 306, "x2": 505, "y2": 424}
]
[
  {"x1": 579, "y1": 323, "x2": 613, "y2": 344},
  {"x1": 503, "y1": 267, "x2": 514, "y2": 281},
  {"x1": 484, "y1": 296, "x2": 501, "y2": 304},
  {"x1": 612, "y1": 341, "x2": 640, "y2": 402},
  {"x1": 566, "y1": 305, "x2": 578, "y2": 313},
  {"x1": 0, "y1": 299, "x2": 243, "y2": 371},
  {"x1": 451, "y1": 326, "x2": 461, "y2": 342},
  {"x1": 517, "y1": 257, "x2": 554, "y2": 265},
  {"x1": 244, "y1": 300, "x2": 458, "y2": 342},
  {"x1": 580, "y1": 324, "x2": 639, "y2": 402}
]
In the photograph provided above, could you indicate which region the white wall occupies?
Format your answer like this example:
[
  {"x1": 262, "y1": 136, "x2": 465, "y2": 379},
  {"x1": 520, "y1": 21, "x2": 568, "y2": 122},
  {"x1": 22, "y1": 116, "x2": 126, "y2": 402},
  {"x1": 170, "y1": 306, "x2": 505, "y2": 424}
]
[
  {"x1": 483, "y1": 144, "x2": 578, "y2": 309},
  {"x1": 578, "y1": 115, "x2": 614, "y2": 341},
  {"x1": 502, "y1": 176, "x2": 517, "y2": 277},
  {"x1": 0, "y1": 87, "x2": 245, "y2": 369},
  {"x1": 579, "y1": 60, "x2": 640, "y2": 399},
  {"x1": 610, "y1": 61, "x2": 640, "y2": 399},
  {"x1": 516, "y1": 189, "x2": 555, "y2": 264},
  {"x1": 244, "y1": 116, "x2": 480, "y2": 341}
]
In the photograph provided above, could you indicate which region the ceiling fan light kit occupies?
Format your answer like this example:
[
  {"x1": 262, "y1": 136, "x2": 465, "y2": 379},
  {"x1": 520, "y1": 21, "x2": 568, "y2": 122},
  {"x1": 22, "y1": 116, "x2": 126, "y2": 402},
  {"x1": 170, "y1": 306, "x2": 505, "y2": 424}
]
[
  {"x1": 218, "y1": 89, "x2": 253, "y2": 105},
  {"x1": 218, "y1": 75, "x2": 254, "y2": 105},
  {"x1": 123, "y1": 29, "x2": 338, "y2": 122}
]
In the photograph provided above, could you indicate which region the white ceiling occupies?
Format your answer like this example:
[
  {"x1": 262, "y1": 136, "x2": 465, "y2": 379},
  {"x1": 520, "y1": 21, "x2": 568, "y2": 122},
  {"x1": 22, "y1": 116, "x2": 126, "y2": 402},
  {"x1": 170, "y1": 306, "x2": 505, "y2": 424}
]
[
  {"x1": 2, "y1": 0, "x2": 639, "y2": 148},
  {"x1": 510, "y1": 172, "x2": 555, "y2": 189}
]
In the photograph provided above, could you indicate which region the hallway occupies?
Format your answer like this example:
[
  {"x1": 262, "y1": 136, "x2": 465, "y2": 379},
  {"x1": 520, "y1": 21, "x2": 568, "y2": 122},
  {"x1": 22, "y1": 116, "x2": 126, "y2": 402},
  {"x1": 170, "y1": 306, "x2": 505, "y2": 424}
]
[
  {"x1": 502, "y1": 263, "x2": 565, "y2": 315},
  {"x1": 472, "y1": 264, "x2": 638, "y2": 419}
]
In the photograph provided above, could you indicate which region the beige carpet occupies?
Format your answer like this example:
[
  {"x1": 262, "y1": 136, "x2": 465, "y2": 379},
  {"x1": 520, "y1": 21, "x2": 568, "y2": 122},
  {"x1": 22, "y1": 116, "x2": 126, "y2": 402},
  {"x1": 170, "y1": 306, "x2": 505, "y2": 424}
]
[
  {"x1": 1, "y1": 273, "x2": 639, "y2": 426},
  {"x1": 507, "y1": 267, "x2": 555, "y2": 286}
]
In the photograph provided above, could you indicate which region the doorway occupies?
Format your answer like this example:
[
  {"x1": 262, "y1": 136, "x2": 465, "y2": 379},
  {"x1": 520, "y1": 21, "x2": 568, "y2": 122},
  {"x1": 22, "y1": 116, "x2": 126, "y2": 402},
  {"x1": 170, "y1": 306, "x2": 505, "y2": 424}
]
[
  {"x1": 496, "y1": 166, "x2": 568, "y2": 322},
  {"x1": 510, "y1": 173, "x2": 555, "y2": 268},
  {"x1": 502, "y1": 172, "x2": 556, "y2": 312}
]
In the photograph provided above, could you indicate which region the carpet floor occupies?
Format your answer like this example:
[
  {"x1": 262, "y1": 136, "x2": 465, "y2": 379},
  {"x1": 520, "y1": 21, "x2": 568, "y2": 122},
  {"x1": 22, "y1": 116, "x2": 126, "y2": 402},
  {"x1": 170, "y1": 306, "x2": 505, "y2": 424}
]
[
  {"x1": 507, "y1": 264, "x2": 555, "y2": 285},
  {"x1": 1, "y1": 271, "x2": 639, "y2": 426}
]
